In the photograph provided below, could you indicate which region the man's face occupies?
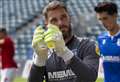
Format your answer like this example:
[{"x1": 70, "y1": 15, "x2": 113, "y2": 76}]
[
  {"x1": 45, "y1": 7, "x2": 71, "y2": 39},
  {"x1": 96, "y1": 12, "x2": 117, "y2": 31}
]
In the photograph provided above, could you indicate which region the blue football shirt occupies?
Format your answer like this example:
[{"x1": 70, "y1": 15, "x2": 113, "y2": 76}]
[{"x1": 98, "y1": 31, "x2": 120, "y2": 82}]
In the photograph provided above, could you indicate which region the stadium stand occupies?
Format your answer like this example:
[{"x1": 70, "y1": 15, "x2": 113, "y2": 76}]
[{"x1": 1, "y1": 1, "x2": 120, "y2": 74}]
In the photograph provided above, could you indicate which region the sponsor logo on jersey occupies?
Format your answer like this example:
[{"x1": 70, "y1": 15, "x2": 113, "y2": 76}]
[
  {"x1": 102, "y1": 56, "x2": 120, "y2": 62},
  {"x1": 48, "y1": 69, "x2": 76, "y2": 81}
]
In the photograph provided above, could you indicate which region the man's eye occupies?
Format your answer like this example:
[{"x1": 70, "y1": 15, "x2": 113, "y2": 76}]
[
  {"x1": 61, "y1": 15, "x2": 67, "y2": 20},
  {"x1": 99, "y1": 17, "x2": 107, "y2": 20},
  {"x1": 103, "y1": 17, "x2": 107, "y2": 20},
  {"x1": 50, "y1": 19, "x2": 57, "y2": 24}
]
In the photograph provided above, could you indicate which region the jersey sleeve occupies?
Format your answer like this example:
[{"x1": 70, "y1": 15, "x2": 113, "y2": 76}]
[{"x1": 68, "y1": 39, "x2": 100, "y2": 81}]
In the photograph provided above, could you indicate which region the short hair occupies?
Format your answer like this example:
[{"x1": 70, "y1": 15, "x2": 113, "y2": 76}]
[
  {"x1": 94, "y1": 2, "x2": 118, "y2": 15},
  {"x1": 42, "y1": 1, "x2": 68, "y2": 19},
  {"x1": 0, "y1": 28, "x2": 7, "y2": 34}
]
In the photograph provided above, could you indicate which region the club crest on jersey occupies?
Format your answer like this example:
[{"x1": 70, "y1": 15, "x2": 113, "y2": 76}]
[
  {"x1": 117, "y1": 39, "x2": 120, "y2": 46},
  {"x1": 102, "y1": 39, "x2": 106, "y2": 45}
]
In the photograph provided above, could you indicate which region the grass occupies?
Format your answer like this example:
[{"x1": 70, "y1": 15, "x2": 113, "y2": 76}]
[
  {"x1": 14, "y1": 77, "x2": 26, "y2": 82},
  {"x1": 13, "y1": 77, "x2": 104, "y2": 82},
  {"x1": 96, "y1": 78, "x2": 104, "y2": 82}
]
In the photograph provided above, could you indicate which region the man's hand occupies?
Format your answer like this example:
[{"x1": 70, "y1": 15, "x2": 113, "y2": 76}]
[
  {"x1": 32, "y1": 25, "x2": 48, "y2": 66},
  {"x1": 44, "y1": 24, "x2": 61, "y2": 49},
  {"x1": 44, "y1": 24, "x2": 74, "y2": 62}
]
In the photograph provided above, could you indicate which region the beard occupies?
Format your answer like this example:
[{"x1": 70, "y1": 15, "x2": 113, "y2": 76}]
[{"x1": 59, "y1": 24, "x2": 72, "y2": 40}]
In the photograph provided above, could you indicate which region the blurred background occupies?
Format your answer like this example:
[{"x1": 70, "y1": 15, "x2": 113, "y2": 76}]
[{"x1": 1, "y1": 0, "x2": 120, "y2": 82}]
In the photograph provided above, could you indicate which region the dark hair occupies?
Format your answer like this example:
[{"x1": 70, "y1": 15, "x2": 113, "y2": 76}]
[
  {"x1": 94, "y1": 2, "x2": 118, "y2": 15},
  {"x1": 0, "y1": 28, "x2": 7, "y2": 34},
  {"x1": 42, "y1": 1, "x2": 68, "y2": 19}
]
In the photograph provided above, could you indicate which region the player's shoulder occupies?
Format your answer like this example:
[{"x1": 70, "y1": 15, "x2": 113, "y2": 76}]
[
  {"x1": 5, "y1": 36, "x2": 13, "y2": 43},
  {"x1": 5, "y1": 36, "x2": 11, "y2": 40},
  {"x1": 116, "y1": 31, "x2": 120, "y2": 37},
  {"x1": 75, "y1": 36, "x2": 89, "y2": 43},
  {"x1": 75, "y1": 36, "x2": 96, "y2": 46},
  {"x1": 98, "y1": 32, "x2": 109, "y2": 40},
  {"x1": 98, "y1": 32, "x2": 108, "y2": 37}
]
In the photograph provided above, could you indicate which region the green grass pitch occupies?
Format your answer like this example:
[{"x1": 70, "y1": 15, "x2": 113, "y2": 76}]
[{"x1": 13, "y1": 77, "x2": 103, "y2": 82}]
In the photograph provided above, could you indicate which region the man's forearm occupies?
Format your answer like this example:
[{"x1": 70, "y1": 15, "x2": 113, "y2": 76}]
[{"x1": 69, "y1": 56, "x2": 99, "y2": 81}]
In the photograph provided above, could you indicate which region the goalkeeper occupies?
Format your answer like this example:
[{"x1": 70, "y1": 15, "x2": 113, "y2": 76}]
[{"x1": 28, "y1": 1, "x2": 99, "y2": 82}]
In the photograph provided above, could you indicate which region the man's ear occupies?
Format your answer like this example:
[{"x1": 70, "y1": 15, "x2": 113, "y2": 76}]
[
  {"x1": 45, "y1": 20, "x2": 49, "y2": 27},
  {"x1": 44, "y1": 21, "x2": 48, "y2": 30}
]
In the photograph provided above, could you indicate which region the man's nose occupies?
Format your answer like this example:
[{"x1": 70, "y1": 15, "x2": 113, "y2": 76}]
[{"x1": 58, "y1": 20, "x2": 63, "y2": 26}]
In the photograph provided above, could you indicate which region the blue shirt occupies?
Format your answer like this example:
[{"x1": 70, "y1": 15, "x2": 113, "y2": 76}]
[{"x1": 98, "y1": 31, "x2": 120, "y2": 82}]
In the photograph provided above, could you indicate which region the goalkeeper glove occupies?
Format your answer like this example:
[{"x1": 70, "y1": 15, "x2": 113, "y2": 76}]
[
  {"x1": 32, "y1": 25, "x2": 48, "y2": 66},
  {"x1": 44, "y1": 24, "x2": 74, "y2": 62}
]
